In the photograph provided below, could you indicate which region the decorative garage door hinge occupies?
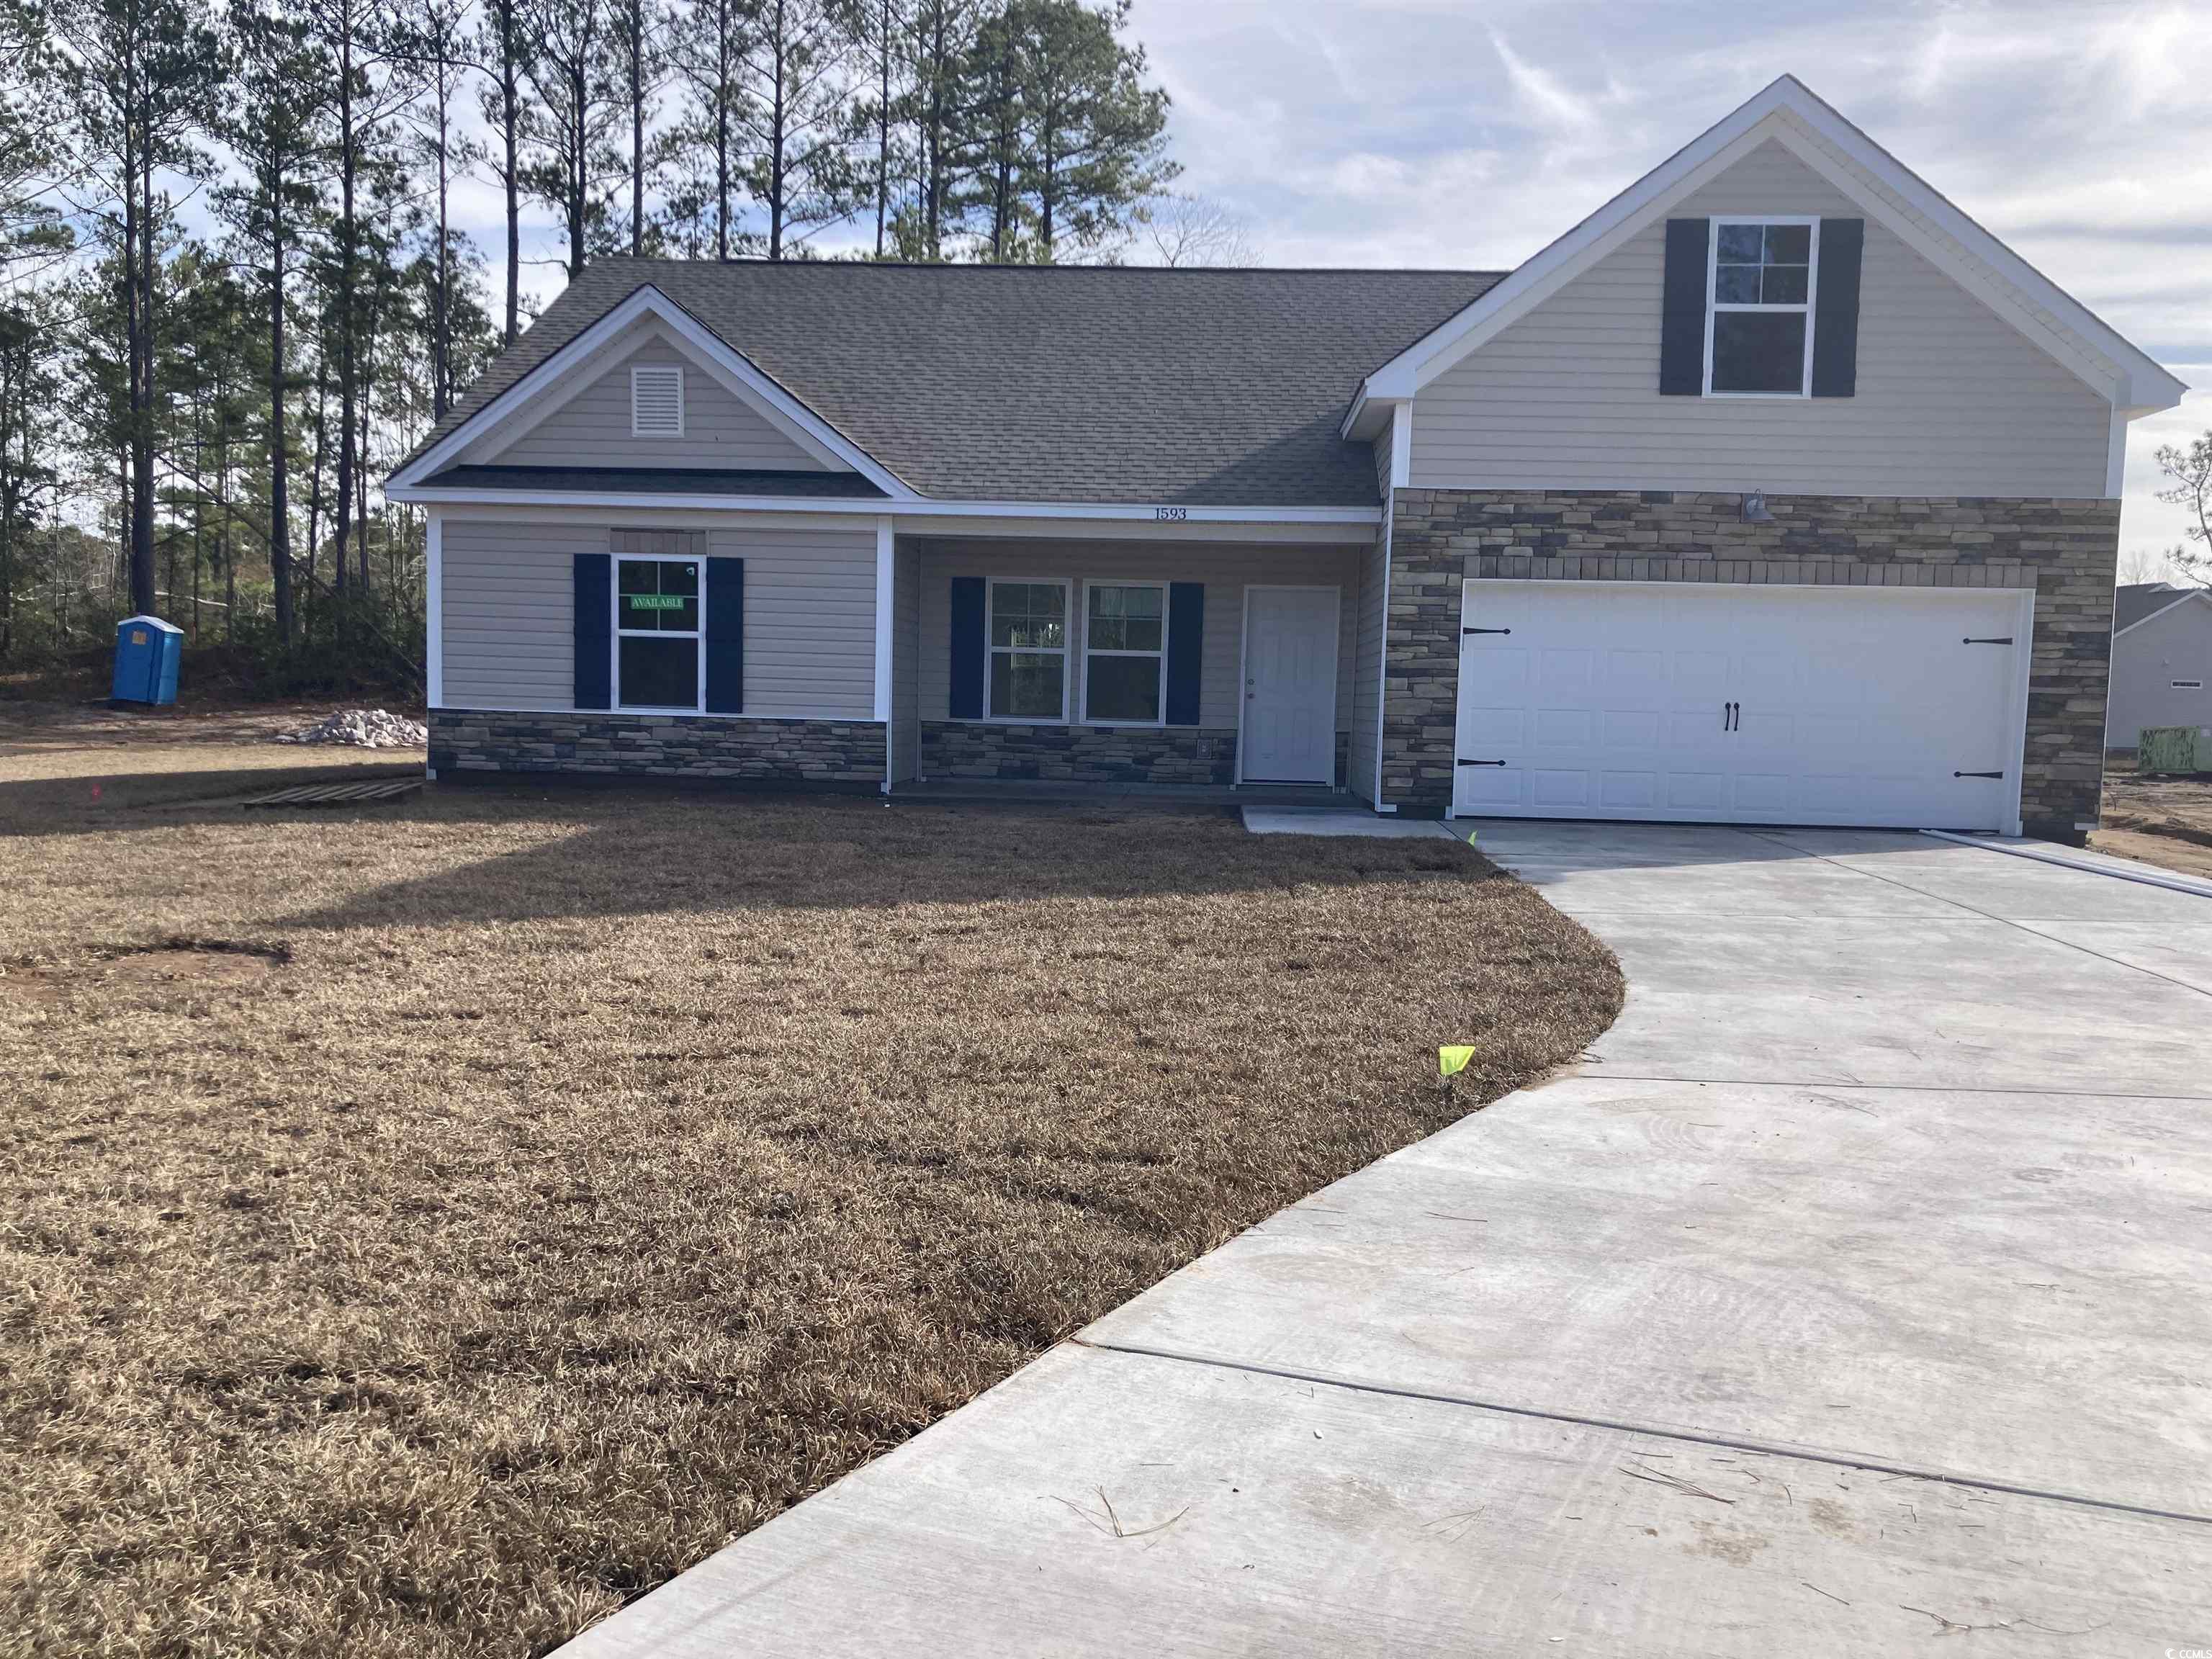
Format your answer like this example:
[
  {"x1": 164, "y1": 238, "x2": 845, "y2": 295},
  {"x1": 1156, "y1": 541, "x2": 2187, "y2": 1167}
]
[
  {"x1": 1961, "y1": 636, "x2": 2013, "y2": 645},
  {"x1": 1953, "y1": 770, "x2": 2004, "y2": 779},
  {"x1": 1458, "y1": 758, "x2": 1506, "y2": 767},
  {"x1": 1462, "y1": 626, "x2": 1511, "y2": 635}
]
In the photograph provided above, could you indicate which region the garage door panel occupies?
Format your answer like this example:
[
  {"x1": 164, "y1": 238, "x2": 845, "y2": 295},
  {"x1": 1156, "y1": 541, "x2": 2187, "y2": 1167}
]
[
  {"x1": 1455, "y1": 580, "x2": 2025, "y2": 831},
  {"x1": 1604, "y1": 709, "x2": 1662, "y2": 747},
  {"x1": 1604, "y1": 649, "x2": 1666, "y2": 698},
  {"x1": 1531, "y1": 770, "x2": 1591, "y2": 808},
  {"x1": 1456, "y1": 764, "x2": 1525, "y2": 808},
  {"x1": 1665, "y1": 772, "x2": 1727, "y2": 811},
  {"x1": 1534, "y1": 708, "x2": 1595, "y2": 745},
  {"x1": 1732, "y1": 773, "x2": 1790, "y2": 814},
  {"x1": 1537, "y1": 650, "x2": 1594, "y2": 699},
  {"x1": 1462, "y1": 706, "x2": 1526, "y2": 748}
]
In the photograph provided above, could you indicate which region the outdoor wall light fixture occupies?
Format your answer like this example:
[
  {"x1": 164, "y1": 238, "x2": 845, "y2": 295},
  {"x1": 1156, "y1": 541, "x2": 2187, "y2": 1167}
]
[{"x1": 1742, "y1": 491, "x2": 1775, "y2": 522}]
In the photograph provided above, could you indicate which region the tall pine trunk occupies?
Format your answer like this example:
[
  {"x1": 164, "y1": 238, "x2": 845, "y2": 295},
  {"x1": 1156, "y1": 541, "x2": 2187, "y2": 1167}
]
[
  {"x1": 331, "y1": 32, "x2": 356, "y2": 601},
  {"x1": 268, "y1": 188, "x2": 294, "y2": 640}
]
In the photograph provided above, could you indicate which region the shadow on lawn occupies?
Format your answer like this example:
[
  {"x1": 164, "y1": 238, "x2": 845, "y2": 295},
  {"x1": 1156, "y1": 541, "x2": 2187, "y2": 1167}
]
[
  {"x1": 274, "y1": 786, "x2": 1506, "y2": 928},
  {"x1": 0, "y1": 760, "x2": 424, "y2": 830}
]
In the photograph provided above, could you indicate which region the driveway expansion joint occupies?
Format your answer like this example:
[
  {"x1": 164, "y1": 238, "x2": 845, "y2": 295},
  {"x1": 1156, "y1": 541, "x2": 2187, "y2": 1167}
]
[
  {"x1": 1735, "y1": 829, "x2": 2212, "y2": 1001},
  {"x1": 1068, "y1": 1335, "x2": 2212, "y2": 1531}
]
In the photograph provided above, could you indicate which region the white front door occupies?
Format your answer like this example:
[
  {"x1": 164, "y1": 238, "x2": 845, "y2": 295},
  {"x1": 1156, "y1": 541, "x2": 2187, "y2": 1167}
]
[
  {"x1": 1243, "y1": 585, "x2": 1339, "y2": 784},
  {"x1": 1453, "y1": 580, "x2": 2030, "y2": 831}
]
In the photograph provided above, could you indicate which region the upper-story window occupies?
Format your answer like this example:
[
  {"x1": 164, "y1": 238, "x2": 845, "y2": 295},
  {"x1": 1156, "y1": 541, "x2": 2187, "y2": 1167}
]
[
  {"x1": 631, "y1": 364, "x2": 685, "y2": 435},
  {"x1": 1707, "y1": 219, "x2": 1817, "y2": 396}
]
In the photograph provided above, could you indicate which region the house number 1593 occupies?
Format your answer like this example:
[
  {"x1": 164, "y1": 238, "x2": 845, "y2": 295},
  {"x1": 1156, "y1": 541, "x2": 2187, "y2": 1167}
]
[{"x1": 1154, "y1": 506, "x2": 1187, "y2": 521}]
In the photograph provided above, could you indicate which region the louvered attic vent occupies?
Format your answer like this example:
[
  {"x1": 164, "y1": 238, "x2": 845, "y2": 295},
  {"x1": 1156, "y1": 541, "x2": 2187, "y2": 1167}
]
[{"x1": 631, "y1": 365, "x2": 684, "y2": 436}]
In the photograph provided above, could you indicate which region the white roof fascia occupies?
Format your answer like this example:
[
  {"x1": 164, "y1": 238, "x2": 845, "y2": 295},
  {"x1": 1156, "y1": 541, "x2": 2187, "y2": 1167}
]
[
  {"x1": 380, "y1": 485, "x2": 1382, "y2": 527},
  {"x1": 389, "y1": 285, "x2": 920, "y2": 498},
  {"x1": 1349, "y1": 76, "x2": 2185, "y2": 418}
]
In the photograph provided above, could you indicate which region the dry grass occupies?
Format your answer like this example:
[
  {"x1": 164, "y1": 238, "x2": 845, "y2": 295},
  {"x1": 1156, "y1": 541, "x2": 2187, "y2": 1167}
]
[{"x1": 0, "y1": 714, "x2": 1622, "y2": 1658}]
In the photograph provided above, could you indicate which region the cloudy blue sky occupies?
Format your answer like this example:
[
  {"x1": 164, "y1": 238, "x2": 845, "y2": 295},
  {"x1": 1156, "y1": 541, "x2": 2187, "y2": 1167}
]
[{"x1": 464, "y1": 0, "x2": 2209, "y2": 570}]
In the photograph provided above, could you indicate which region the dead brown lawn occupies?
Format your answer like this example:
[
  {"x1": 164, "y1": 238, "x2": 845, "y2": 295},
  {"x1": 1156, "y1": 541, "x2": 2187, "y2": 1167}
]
[{"x1": 0, "y1": 716, "x2": 1622, "y2": 1658}]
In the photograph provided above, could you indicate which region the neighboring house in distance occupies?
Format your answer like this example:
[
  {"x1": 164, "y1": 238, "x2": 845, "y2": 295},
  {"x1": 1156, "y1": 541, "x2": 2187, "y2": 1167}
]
[
  {"x1": 2107, "y1": 583, "x2": 2212, "y2": 750},
  {"x1": 387, "y1": 76, "x2": 2185, "y2": 845}
]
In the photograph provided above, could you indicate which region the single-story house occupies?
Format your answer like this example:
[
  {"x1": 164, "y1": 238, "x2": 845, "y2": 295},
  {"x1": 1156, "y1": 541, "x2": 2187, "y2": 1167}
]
[
  {"x1": 387, "y1": 75, "x2": 2185, "y2": 844},
  {"x1": 2106, "y1": 583, "x2": 2211, "y2": 751}
]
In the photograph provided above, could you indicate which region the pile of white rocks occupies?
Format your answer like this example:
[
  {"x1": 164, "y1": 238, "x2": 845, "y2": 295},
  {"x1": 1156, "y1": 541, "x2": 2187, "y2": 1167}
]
[{"x1": 274, "y1": 708, "x2": 428, "y2": 749}]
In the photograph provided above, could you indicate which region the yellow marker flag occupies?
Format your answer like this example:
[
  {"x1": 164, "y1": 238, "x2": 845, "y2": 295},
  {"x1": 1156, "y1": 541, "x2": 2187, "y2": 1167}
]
[{"x1": 1439, "y1": 1046, "x2": 1475, "y2": 1078}]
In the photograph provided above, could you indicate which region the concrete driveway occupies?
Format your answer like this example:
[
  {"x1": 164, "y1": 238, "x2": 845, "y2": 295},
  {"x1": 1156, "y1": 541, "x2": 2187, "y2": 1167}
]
[{"x1": 565, "y1": 826, "x2": 2212, "y2": 1657}]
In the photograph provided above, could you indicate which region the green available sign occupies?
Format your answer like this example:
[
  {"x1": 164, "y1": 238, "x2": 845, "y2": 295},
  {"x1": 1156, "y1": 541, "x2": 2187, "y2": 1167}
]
[{"x1": 627, "y1": 594, "x2": 688, "y2": 611}]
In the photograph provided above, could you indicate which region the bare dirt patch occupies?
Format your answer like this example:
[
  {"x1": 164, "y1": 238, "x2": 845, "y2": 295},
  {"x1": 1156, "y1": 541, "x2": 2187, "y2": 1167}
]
[
  {"x1": 1, "y1": 939, "x2": 287, "y2": 1007},
  {"x1": 0, "y1": 721, "x2": 1622, "y2": 1659},
  {"x1": 2095, "y1": 758, "x2": 2212, "y2": 878}
]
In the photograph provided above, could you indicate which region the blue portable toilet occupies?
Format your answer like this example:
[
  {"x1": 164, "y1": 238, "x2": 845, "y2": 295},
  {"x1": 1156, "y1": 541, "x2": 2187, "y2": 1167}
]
[{"x1": 112, "y1": 614, "x2": 183, "y2": 706}]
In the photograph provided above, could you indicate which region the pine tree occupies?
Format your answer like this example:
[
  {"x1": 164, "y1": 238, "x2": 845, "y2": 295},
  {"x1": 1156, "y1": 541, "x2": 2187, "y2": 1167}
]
[
  {"x1": 45, "y1": 0, "x2": 222, "y2": 617},
  {"x1": 218, "y1": 0, "x2": 330, "y2": 642},
  {"x1": 520, "y1": 0, "x2": 623, "y2": 276},
  {"x1": 472, "y1": 0, "x2": 529, "y2": 343}
]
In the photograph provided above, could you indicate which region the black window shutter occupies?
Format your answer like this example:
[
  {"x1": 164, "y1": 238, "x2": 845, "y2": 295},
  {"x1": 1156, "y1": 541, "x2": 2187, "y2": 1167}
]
[
  {"x1": 704, "y1": 556, "x2": 745, "y2": 713},
  {"x1": 949, "y1": 576, "x2": 986, "y2": 719},
  {"x1": 1164, "y1": 582, "x2": 1203, "y2": 726},
  {"x1": 1659, "y1": 217, "x2": 1710, "y2": 395},
  {"x1": 1811, "y1": 217, "x2": 1863, "y2": 397},
  {"x1": 573, "y1": 552, "x2": 611, "y2": 710}
]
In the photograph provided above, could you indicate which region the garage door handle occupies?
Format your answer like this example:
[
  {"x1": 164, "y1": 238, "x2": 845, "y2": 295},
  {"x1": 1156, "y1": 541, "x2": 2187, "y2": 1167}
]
[
  {"x1": 1457, "y1": 758, "x2": 1506, "y2": 767},
  {"x1": 1962, "y1": 636, "x2": 2013, "y2": 645},
  {"x1": 1722, "y1": 701, "x2": 1738, "y2": 732},
  {"x1": 1953, "y1": 770, "x2": 2004, "y2": 779},
  {"x1": 1462, "y1": 626, "x2": 1511, "y2": 636}
]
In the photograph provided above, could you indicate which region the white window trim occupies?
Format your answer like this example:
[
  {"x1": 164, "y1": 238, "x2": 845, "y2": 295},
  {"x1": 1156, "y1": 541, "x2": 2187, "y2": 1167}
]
[
  {"x1": 1079, "y1": 577, "x2": 1170, "y2": 727},
  {"x1": 631, "y1": 364, "x2": 685, "y2": 436},
  {"x1": 984, "y1": 576, "x2": 1072, "y2": 724},
  {"x1": 613, "y1": 550, "x2": 706, "y2": 714},
  {"x1": 1703, "y1": 215, "x2": 1820, "y2": 399}
]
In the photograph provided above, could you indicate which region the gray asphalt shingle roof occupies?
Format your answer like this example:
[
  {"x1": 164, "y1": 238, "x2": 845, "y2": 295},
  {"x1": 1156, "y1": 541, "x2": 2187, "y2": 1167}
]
[
  {"x1": 2114, "y1": 583, "x2": 2196, "y2": 631},
  {"x1": 401, "y1": 260, "x2": 1506, "y2": 507}
]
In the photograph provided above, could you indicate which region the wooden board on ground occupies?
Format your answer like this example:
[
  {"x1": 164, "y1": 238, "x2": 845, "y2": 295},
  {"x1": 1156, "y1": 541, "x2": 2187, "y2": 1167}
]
[{"x1": 238, "y1": 778, "x2": 423, "y2": 809}]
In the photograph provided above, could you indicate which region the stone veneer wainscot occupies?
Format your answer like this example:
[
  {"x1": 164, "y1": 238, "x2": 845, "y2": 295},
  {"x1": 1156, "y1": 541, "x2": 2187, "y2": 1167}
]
[
  {"x1": 429, "y1": 710, "x2": 886, "y2": 786},
  {"x1": 1381, "y1": 489, "x2": 2121, "y2": 840}
]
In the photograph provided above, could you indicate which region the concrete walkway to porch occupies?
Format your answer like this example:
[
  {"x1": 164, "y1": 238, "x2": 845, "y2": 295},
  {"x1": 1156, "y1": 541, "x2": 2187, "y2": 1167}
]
[{"x1": 558, "y1": 824, "x2": 2212, "y2": 1658}]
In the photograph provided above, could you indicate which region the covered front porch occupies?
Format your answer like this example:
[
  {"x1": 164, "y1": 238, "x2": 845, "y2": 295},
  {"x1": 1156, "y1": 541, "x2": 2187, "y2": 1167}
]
[{"x1": 884, "y1": 530, "x2": 1378, "y2": 799}]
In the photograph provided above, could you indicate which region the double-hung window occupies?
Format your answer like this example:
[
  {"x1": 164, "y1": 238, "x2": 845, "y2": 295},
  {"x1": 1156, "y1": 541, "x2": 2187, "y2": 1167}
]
[
  {"x1": 987, "y1": 580, "x2": 1068, "y2": 720},
  {"x1": 616, "y1": 556, "x2": 701, "y2": 709},
  {"x1": 1082, "y1": 583, "x2": 1166, "y2": 724},
  {"x1": 1707, "y1": 218, "x2": 1817, "y2": 395}
]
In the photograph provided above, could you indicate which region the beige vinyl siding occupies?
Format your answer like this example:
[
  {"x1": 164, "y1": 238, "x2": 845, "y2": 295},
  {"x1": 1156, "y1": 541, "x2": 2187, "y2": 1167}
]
[
  {"x1": 889, "y1": 541, "x2": 921, "y2": 781},
  {"x1": 1410, "y1": 140, "x2": 2112, "y2": 498},
  {"x1": 911, "y1": 539, "x2": 1359, "y2": 731},
  {"x1": 436, "y1": 515, "x2": 877, "y2": 718},
  {"x1": 441, "y1": 518, "x2": 598, "y2": 709},
  {"x1": 472, "y1": 324, "x2": 830, "y2": 472},
  {"x1": 1345, "y1": 521, "x2": 1388, "y2": 803},
  {"x1": 711, "y1": 522, "x2": 876, "y2": 718}
]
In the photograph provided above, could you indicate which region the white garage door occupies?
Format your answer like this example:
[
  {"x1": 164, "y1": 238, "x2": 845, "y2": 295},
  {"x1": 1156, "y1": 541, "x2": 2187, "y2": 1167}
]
[{"x1": 1453, "y1": 580, "x2": 2031, "y2": 832}]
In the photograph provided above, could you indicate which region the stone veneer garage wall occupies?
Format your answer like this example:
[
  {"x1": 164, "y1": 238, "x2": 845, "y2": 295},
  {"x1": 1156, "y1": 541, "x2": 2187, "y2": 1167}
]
[
  {"x1": 1382, "y1": 490, "x2": 2121, "y2": 840},
  {"x1": 429, "y1": 710, "x2": 884, "y2": 787}
]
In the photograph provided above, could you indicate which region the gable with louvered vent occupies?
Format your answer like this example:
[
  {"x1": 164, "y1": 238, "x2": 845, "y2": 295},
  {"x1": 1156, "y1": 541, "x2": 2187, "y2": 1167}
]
[{"x1": 631, "y1": 365, "x2": 684, "y2": 436}]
